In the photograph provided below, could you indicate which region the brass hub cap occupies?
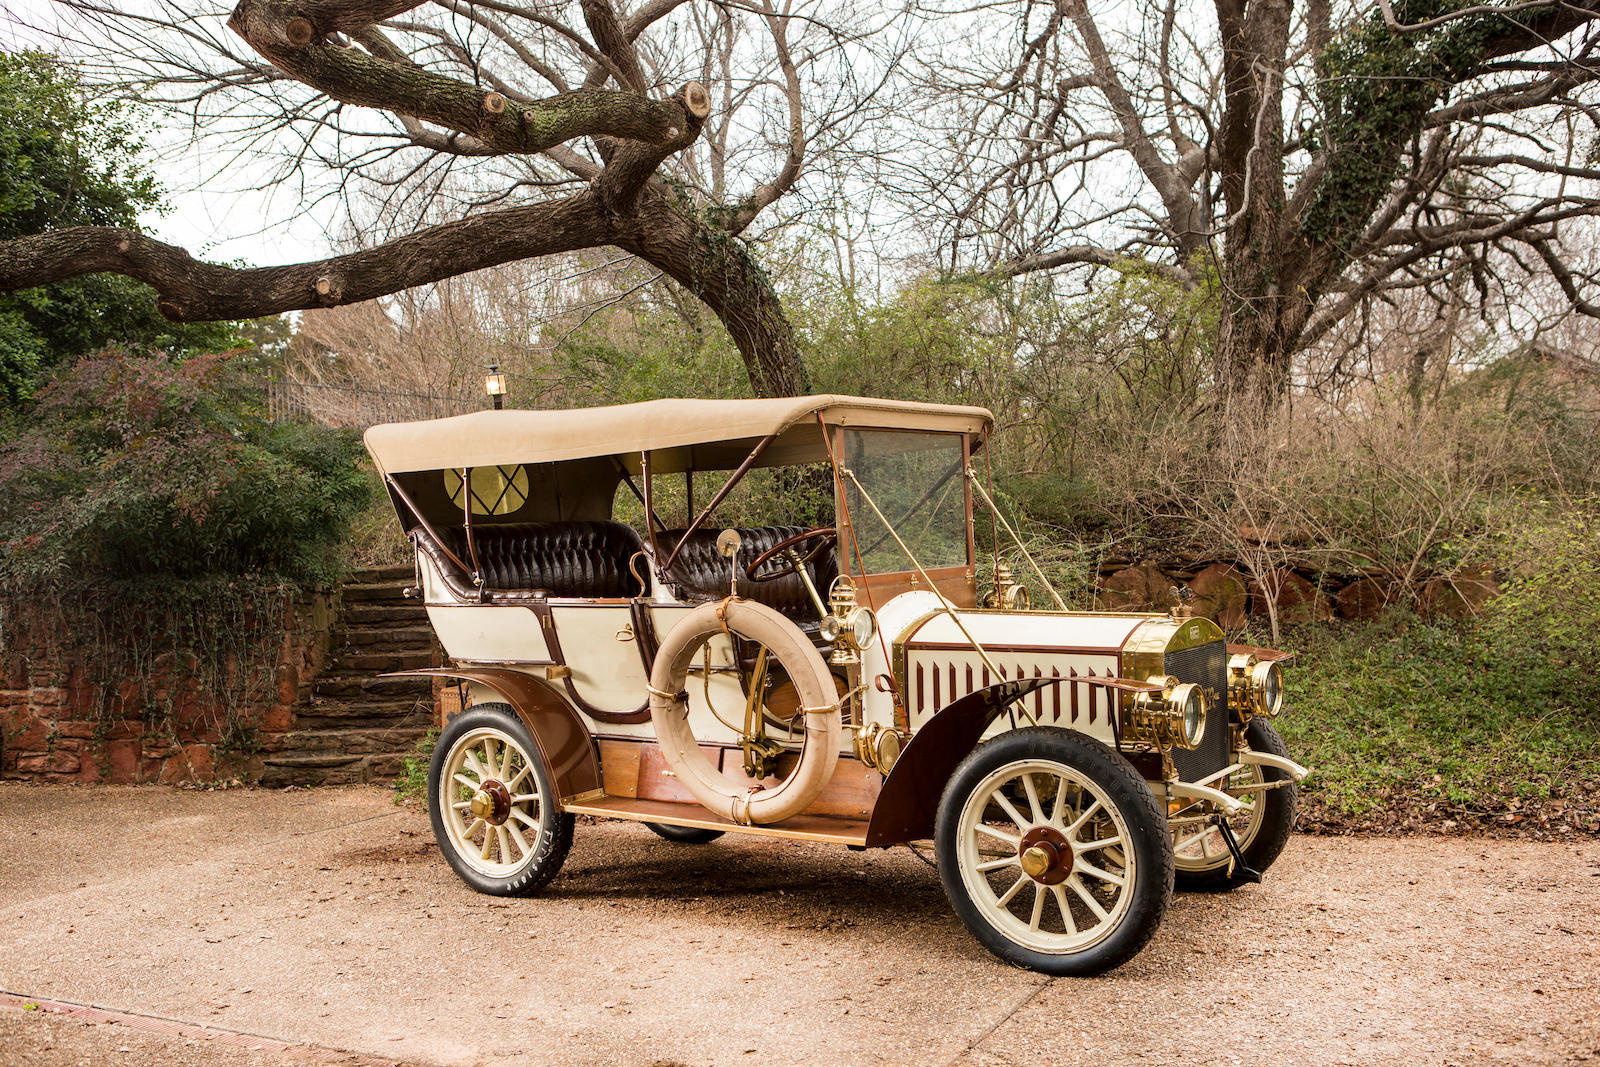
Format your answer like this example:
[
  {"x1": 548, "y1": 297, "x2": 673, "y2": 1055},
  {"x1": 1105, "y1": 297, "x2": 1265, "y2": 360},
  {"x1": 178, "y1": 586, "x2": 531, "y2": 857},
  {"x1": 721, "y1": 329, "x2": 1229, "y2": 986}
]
[
  {"x1": 469, "y1": 780, "x2": 512, "y2": 825},
  {"x1": 1018, "y1": 826, "x2": 1073, "y2": 885}
]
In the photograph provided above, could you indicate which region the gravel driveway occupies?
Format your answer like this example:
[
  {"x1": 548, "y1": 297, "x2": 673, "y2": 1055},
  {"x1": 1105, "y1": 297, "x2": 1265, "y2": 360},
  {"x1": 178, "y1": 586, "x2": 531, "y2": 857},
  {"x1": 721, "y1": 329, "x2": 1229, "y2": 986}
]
[{"x1": 1, "y1": 783, "x2": 1595, "y2": 1067}]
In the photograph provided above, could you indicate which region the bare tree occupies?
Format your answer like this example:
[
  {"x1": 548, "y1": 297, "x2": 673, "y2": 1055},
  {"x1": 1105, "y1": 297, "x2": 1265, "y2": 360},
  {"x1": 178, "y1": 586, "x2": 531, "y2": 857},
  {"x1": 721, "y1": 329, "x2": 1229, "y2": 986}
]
[
  {"x1": 0, "y1": 0, "x2": 897, "y2": 398},
  {"x1": 890, "y1": 0, "x2": 1600, "y2": 404}
]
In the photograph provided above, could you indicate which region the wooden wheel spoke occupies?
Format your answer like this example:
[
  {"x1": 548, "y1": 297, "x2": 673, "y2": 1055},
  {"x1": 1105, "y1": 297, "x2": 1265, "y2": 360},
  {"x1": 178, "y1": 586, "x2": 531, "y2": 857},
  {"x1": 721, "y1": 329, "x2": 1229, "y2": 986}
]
[
  {"x1": 1028, "y1": 882, "x2": 1046, "y2": 931},
  {"x1": 1066, "y1": 799, "x2": 1102, "y2": 836},
  {"x1": 451, "y1": 772, "x2": 479, "y2": 792},
  {"x1": 1076, "y1": 860, "x2": 1126, "y2": 888},
  {"x1": 995, "y1": 872, "x2": 1030, "y2": 908},
  {"x1": 1051, "y1": 884, "x2": 1076, "y2": 936},
  {"x1": 1020, "y1": 772, "x2": 1045, "y2": 825},
  {"x1": 974, "y1": 823, "x2": 1021, "y2": 847},
  {"x1": 509, "y1": 808, "x2": 540, "y2": 830},
  {"x1": 990, "y1": 788, "x2": 1030, "y2": 829},
  {"x1": 976, "y1": 855, "x2": 1020, "y2": 872},
  {"x1": 505, "y1": 821, "x2": 530, "y2": 859},
  {"x1": 1075, "y1": 835, "x2": 1121, "y2": 854},
  {"x1": 1067, "y1": 875, "x2": 1109, "y2": 922}
]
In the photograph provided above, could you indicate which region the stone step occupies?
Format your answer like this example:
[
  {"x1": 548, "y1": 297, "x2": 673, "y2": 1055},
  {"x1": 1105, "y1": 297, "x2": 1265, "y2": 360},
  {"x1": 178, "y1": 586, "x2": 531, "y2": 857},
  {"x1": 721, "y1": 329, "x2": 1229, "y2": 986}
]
[
  {"x1": 339, "y1": 625, "x2": 435, "y2": 648},
  {"x1": 314, "y1": 673, "x2": 433, "y2": 699},
  {"x1": 343, "y1": 602, "x2": 429, "y2": 625},
  {"x1": 260, "y1": 751, "x2": 413, "y2": 787},
  {"x1": 333, "y1": 649, "x2": 437, "y2": 672},
  {"x1": 341, "y1": 581, "x2": 413, "y2": 603},
  {"x1": 277, "y1": 727, "x2": 430, "y2": 756},
  {"x1": 348, "y1": 564, "x2": 414, "y2": 584},
  {"x1": 294, "y1": 701, "x2": 433, "y2": 731}
]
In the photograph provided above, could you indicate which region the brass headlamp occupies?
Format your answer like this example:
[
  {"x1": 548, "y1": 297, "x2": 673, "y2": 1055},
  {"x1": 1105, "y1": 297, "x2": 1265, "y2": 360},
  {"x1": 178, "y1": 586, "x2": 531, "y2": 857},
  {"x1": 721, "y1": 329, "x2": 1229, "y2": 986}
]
[
  {"x1": 1228, "y1": 653, "x2": 1284, "y2": 720},
  {"x1": 982, "y1": 562, "x2": 1031, "y2": 611},
  {"x1": 1126, "y1": 675, "x2": 1207, "y2": 750},
  {"x1": 825, "y1": 577, "x2": 876, "y2": 667}
]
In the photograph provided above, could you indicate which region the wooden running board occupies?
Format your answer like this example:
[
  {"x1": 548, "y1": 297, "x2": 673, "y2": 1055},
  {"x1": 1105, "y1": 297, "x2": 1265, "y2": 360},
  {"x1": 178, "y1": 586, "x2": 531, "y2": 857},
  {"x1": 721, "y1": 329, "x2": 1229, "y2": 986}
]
[{"x1": 562, "y1": 795, "x2": 872, "y2": 846}]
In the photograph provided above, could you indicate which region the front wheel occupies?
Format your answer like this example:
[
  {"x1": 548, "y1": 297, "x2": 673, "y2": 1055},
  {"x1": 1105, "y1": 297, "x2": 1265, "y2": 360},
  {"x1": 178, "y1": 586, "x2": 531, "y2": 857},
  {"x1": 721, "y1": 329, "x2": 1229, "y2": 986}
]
[
  {"x1": 935, "y1": 727, "x2": 1173, "y2": 976},
  {"x1": 428, "y1": 704, "x2": 575, "y2": 896},
  {"x1": 1172, "y1": 718, "x2": 1298, "y2": 891}
]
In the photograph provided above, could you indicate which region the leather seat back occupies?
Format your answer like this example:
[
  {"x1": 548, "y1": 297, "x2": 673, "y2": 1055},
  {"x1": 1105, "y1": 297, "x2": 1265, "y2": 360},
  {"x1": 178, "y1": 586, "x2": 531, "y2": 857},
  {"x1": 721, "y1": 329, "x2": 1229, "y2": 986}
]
[
  {"x1": 441, "y1": 521, "x2": 646, "y2": 598},
  {"x1": 660, "y1": 525, "x2": 838, "y2": 620}
]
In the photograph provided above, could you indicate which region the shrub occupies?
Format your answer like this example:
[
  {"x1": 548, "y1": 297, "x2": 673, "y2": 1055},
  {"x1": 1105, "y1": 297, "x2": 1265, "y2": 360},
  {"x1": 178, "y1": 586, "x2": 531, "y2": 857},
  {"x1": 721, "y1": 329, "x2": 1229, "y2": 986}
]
[{"x1": 0, "y1": 349, "x2": 372, "y2": 589}]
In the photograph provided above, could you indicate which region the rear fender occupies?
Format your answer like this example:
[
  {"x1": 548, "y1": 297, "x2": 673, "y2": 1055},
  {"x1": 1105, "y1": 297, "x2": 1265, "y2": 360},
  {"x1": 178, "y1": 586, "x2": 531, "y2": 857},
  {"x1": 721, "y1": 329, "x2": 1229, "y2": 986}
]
[
  {"x1": 864, "y1": 679, "x2": 1059, "y2": 848},
  {"x1": 388, "y1": 667, "x2": 601, "y2": 802}
]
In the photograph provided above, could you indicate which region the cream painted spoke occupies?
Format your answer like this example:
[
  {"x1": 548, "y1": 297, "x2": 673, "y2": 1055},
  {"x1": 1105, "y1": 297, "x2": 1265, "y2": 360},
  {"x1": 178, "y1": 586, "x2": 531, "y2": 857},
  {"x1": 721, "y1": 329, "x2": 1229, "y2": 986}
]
[
  {"x1": 451, "y1": 800, "x2": 473, "y2": 811},
  {"x1": 510, "y1": 793, "x2": 539, "y2": 804},
  {"x1": 995, "y1": 873, "x2": 1029, "y2": 908},
  {"x1": 990, "y1": 789, "x2": 1030, "y2": 829},
  {"x1": 478, "y1": 827, "x2": 494, "y2": 861},
  {"x1": 463, "y1": 751, "x2": 488, "y2": 782},
  {"x1": 452, "y1": 772, "x2": 479, "y2": 792},
  {"x1": 462, "y1": 816, "x2": 485, "y2": 841},
  {"x1": 495, "y1": 825, "x2": 513, "y2": 863},
  {"x1": 1051, "y1": 885, "x2": 1076, "y2": 936},
  {"x1": 1050, "y1": 779, "x2": 1068, "y2": 826},
  {"x1": 1066, "y1": 799, "x2": 1102, "y2": 836},
  {"x1": 1076, "y1": 861, "x2": 1126, "y2": 887},
  {"x1": 1075, "y1": 835, "x2": 1121, "y2": 854},
  {"x1": 1068, "y1": 876, "x2": 1110, "y2": 922},
  {"x1": 1021, "y1": 773, "x2": 1045, "y2": 825},
  {"x1": 509, "y1": 808, "x2": 540, "y2": 830},
  {"x1": 506, "y1": 765, "x2": 532, "y2": 791},
  {"x1": 1028, "y1": 883, "x2": 1047, "y2": 931},
  {"x1": 506, "y1": 820, "x2": 530, "y2": 859},
  {"x1": 974, "y1": 823, "x2": 1021, "y2": 847},
  {"x1": 977, "y1": 855, "x2": 1020, "y2": 873}
]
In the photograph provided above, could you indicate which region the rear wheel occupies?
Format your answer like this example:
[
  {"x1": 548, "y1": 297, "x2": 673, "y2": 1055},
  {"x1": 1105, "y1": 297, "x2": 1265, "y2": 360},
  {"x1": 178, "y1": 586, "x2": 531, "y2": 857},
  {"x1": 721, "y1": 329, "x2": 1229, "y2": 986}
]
[
  {"x1": 1172, "y1": 718, "x2": 1298, "y2": 891},
  {"x1": 428, "y1": 704, "x2": 574, "y2": 896},
  {"x1": 643, "y1": 822, "x2": 726, "y2": 844},
  {"x1": 935, "y1": 727, "x2": 1172, "y2": 976}
]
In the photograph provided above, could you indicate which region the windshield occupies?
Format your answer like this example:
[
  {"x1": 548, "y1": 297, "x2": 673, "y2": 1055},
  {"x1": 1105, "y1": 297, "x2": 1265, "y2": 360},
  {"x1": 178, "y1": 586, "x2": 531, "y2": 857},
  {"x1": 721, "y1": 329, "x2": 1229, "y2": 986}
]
[{"x1": 840, "y1": 430, "x2": 969, "y2": 575}]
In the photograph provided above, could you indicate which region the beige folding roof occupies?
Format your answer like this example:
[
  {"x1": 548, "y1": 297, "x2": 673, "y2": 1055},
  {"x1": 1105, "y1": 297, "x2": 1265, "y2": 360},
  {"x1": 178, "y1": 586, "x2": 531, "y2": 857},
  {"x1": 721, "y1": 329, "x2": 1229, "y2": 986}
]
[{"x1": 363, "y1": 394, "x2": 993, "y2": 475}]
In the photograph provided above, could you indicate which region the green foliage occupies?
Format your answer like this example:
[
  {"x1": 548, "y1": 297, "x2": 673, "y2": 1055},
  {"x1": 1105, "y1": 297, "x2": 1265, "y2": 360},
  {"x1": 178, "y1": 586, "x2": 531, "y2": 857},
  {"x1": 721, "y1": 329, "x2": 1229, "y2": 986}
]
[
  {"x1": 1481, "y1": 508, "x2": 1600, "y2": 705},
  {"x1": 0, "y1": 350, "x2": 373, "y2": 589},
  {"x1": 1307, "y1": 1, "x2": 1511, "y2": 246},
  {"x1": 394, "y1": 730, "x2": 438, "y2": 804},
  {"x1": 0, "y1": 51, "x2": 242, "y2": 407},
  {"x1": 1276, "y1": 606, "x2": 1600, "y2": 826}
]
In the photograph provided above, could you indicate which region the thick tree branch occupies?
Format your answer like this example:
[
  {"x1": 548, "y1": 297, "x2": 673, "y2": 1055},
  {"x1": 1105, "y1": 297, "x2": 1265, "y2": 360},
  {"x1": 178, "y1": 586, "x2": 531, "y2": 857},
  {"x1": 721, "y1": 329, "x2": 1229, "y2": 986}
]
[
  {"x1": 0, "y1": 194, "x2": 609, "y2": 321},
  {"x1": 227, "y1": 0, "x2": 686, "y2": 156}
]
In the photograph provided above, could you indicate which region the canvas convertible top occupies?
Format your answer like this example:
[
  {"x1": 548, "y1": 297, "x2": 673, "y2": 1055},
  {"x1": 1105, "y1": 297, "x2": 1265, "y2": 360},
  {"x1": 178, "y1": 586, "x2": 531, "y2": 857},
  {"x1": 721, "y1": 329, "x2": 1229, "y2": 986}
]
[{"x1": 363, "y1": 394, "x2": 993, "y2": 475}]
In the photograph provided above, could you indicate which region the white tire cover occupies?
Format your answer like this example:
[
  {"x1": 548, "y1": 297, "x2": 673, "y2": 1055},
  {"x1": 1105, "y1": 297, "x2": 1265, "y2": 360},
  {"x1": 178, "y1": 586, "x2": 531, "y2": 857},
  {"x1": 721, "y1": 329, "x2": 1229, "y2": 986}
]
[{"x1": 649, "y1": 599, "x2": 840, "y2": 825}]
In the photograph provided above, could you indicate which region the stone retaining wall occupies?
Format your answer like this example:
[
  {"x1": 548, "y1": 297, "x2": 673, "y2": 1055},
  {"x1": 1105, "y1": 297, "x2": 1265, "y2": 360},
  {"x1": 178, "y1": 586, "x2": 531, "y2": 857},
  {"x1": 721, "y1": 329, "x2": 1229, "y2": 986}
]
[{"x1": 0, "y1": 591, "x2": 338, "y2": 784}]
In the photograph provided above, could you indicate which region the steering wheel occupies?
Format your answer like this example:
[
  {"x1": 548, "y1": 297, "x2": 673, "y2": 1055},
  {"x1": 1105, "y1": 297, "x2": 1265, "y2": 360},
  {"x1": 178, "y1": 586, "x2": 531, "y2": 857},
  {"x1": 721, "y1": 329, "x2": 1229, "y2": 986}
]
[{"x1": 743, "y1": 526, "x2": 838, "y2": 583}]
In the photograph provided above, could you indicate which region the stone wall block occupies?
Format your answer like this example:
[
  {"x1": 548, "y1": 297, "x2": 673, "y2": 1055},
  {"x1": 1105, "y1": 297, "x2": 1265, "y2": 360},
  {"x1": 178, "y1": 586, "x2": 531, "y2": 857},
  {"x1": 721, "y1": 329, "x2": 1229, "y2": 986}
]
[
  {"x1": 1418, "y1": 567, "x2": 1499, "y2": 620},
  {"x1": 1335, "y1": 577, "x2": 1388, "y2": 620},
  {"x1": 1099, "y1": 564, "x2": 1173, "y2": 612},
  {"x1": 1250, "y1": 570, "x2": 1332, "y2": 623},
  {"x1": 1188, "y1": 564, "x2": 1249, "y2": 629}
]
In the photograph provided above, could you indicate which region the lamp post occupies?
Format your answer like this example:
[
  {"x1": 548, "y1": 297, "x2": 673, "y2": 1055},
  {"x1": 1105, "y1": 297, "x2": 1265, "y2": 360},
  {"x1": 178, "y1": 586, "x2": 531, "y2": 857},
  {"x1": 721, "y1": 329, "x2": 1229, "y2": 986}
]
[{"x1": 485, "y1": 363, "x2": 506, "y2": 410}]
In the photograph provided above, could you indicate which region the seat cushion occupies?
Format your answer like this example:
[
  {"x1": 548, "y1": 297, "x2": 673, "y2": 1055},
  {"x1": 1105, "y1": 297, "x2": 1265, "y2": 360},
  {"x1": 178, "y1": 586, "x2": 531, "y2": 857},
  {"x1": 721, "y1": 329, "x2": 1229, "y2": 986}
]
[
  {"x1": 439, "y1": 521, "x2": 646, "y2": 598},
  {"x1": 659, "y1": 525, "x2": 838, "y2": 621}
]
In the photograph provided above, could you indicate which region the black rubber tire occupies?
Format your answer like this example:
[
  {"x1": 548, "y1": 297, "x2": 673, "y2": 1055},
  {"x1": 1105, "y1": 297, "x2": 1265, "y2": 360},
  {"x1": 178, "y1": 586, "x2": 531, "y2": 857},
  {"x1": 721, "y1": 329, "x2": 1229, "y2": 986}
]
[
  {"x1": 643, "y1": 822, "x2": 727, "y2": 844},
  {"x1": 427, "y1": 703, "x2": 575, "y2": 896},
  {"x1": 1173, "y1": 718, "x2": 1299, "y2": 892},
  {"x1": 934, "y1": 727, "x2": 1173, "y2": 977}
]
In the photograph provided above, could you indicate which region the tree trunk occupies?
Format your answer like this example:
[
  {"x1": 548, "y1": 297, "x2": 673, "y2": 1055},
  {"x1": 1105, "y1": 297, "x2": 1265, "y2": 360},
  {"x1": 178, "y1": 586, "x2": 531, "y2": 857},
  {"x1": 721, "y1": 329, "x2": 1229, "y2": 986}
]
[{"x1": 619, "y1": 192, "x2": 809, "y2": 398}]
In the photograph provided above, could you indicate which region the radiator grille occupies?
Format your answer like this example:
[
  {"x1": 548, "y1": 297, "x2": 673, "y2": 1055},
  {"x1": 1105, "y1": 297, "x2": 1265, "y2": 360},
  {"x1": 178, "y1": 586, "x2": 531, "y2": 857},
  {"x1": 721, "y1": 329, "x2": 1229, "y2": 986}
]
[{"x1": 1163, "y1": 639, "x2": 1229, "y2": 781}]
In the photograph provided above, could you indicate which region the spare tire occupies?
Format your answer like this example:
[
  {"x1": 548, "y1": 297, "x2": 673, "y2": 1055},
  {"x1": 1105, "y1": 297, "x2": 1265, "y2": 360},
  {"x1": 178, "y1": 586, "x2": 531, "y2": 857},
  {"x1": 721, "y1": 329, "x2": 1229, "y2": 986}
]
[{"x1": 649, "y1": 599, "x2": 841, "y2": 825}]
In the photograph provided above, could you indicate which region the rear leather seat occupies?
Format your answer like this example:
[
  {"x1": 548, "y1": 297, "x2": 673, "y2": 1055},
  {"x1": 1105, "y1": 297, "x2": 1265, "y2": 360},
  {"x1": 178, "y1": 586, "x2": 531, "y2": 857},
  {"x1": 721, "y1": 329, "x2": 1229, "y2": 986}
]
[{"x1": 415, "y1": 521, "x2": 647, "y2": 601}]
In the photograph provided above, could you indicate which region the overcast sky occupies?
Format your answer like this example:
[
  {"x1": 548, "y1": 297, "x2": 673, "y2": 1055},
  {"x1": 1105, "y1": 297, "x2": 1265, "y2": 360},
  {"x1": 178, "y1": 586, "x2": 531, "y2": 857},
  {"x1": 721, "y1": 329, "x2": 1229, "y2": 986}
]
[{"x1": 5, "y1": 0, "x2": 342, "y2": 266}]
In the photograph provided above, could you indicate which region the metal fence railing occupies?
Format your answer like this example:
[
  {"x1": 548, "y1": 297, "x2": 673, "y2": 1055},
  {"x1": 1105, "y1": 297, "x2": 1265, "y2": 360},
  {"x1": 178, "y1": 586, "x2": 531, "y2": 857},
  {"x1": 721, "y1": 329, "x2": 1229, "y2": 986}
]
[{"x1": 267, "y1": 381, "x2": 483, "y2": 428}]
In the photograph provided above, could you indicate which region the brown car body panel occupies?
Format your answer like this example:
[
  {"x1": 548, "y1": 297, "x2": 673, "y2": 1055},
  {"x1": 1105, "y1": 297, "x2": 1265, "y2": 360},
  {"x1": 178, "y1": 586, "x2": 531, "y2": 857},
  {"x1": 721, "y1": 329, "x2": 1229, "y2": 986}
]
[{"x1": 389, "y1": 667, "x2": 602, "y2": 801}]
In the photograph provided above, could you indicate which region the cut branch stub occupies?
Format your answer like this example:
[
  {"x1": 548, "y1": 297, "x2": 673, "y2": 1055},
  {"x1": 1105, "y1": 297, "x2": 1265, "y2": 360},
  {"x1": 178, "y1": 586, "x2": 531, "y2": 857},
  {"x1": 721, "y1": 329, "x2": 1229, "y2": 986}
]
[
  {"x1": 285, "y1": 17, "x2": 314, "y2": 46},
  {"x1": 483, "y1": 92, "x2": 506, "y2": 115},
  {"x1": 683, "y1": 81, "x2": 710, "y2": 119}
]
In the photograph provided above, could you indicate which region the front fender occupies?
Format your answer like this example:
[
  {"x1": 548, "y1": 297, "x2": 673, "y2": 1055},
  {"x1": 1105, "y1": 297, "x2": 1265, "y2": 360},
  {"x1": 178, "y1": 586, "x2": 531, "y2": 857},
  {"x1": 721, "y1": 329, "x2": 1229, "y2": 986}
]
[
  {"x1": 864, "y1": 679, "x2": 1058, "y2": 847},
  {"x1": 388, "y1": 667, "x2": 601, "y2": 802}
]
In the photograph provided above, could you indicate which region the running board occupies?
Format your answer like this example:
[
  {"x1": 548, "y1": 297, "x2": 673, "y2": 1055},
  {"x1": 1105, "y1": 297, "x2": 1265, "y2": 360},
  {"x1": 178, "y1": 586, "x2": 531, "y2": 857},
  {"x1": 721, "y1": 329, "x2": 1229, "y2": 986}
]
[{"x1": 563, "y1": 795, "x2": 871, "y2": 846}]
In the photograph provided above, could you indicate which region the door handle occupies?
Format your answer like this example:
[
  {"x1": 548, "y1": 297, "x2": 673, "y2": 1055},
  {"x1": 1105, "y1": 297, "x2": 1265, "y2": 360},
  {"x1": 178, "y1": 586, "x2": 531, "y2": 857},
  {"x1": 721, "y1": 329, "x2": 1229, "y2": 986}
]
[{"x1": 615, "y1": 624, "x2": 635, "y2": 642}]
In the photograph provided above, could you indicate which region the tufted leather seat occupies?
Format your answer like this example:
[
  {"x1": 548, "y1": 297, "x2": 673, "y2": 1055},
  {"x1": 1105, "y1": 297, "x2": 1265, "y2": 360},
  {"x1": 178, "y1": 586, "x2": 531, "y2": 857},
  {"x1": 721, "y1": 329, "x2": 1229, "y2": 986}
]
[
  {"x1": 425, "y1": 521, "x2": 647, "y2": 599},
  {"x1": 660, "y1": 525, "x2": 838, "y2": 623}
]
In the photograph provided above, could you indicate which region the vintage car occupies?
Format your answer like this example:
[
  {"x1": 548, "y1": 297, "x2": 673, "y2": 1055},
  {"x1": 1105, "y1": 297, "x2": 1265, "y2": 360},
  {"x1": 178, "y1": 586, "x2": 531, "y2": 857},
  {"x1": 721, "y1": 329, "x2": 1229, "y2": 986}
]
[{"x1": 363, "y1": 395, "x2": 1307, "y2": 975}]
